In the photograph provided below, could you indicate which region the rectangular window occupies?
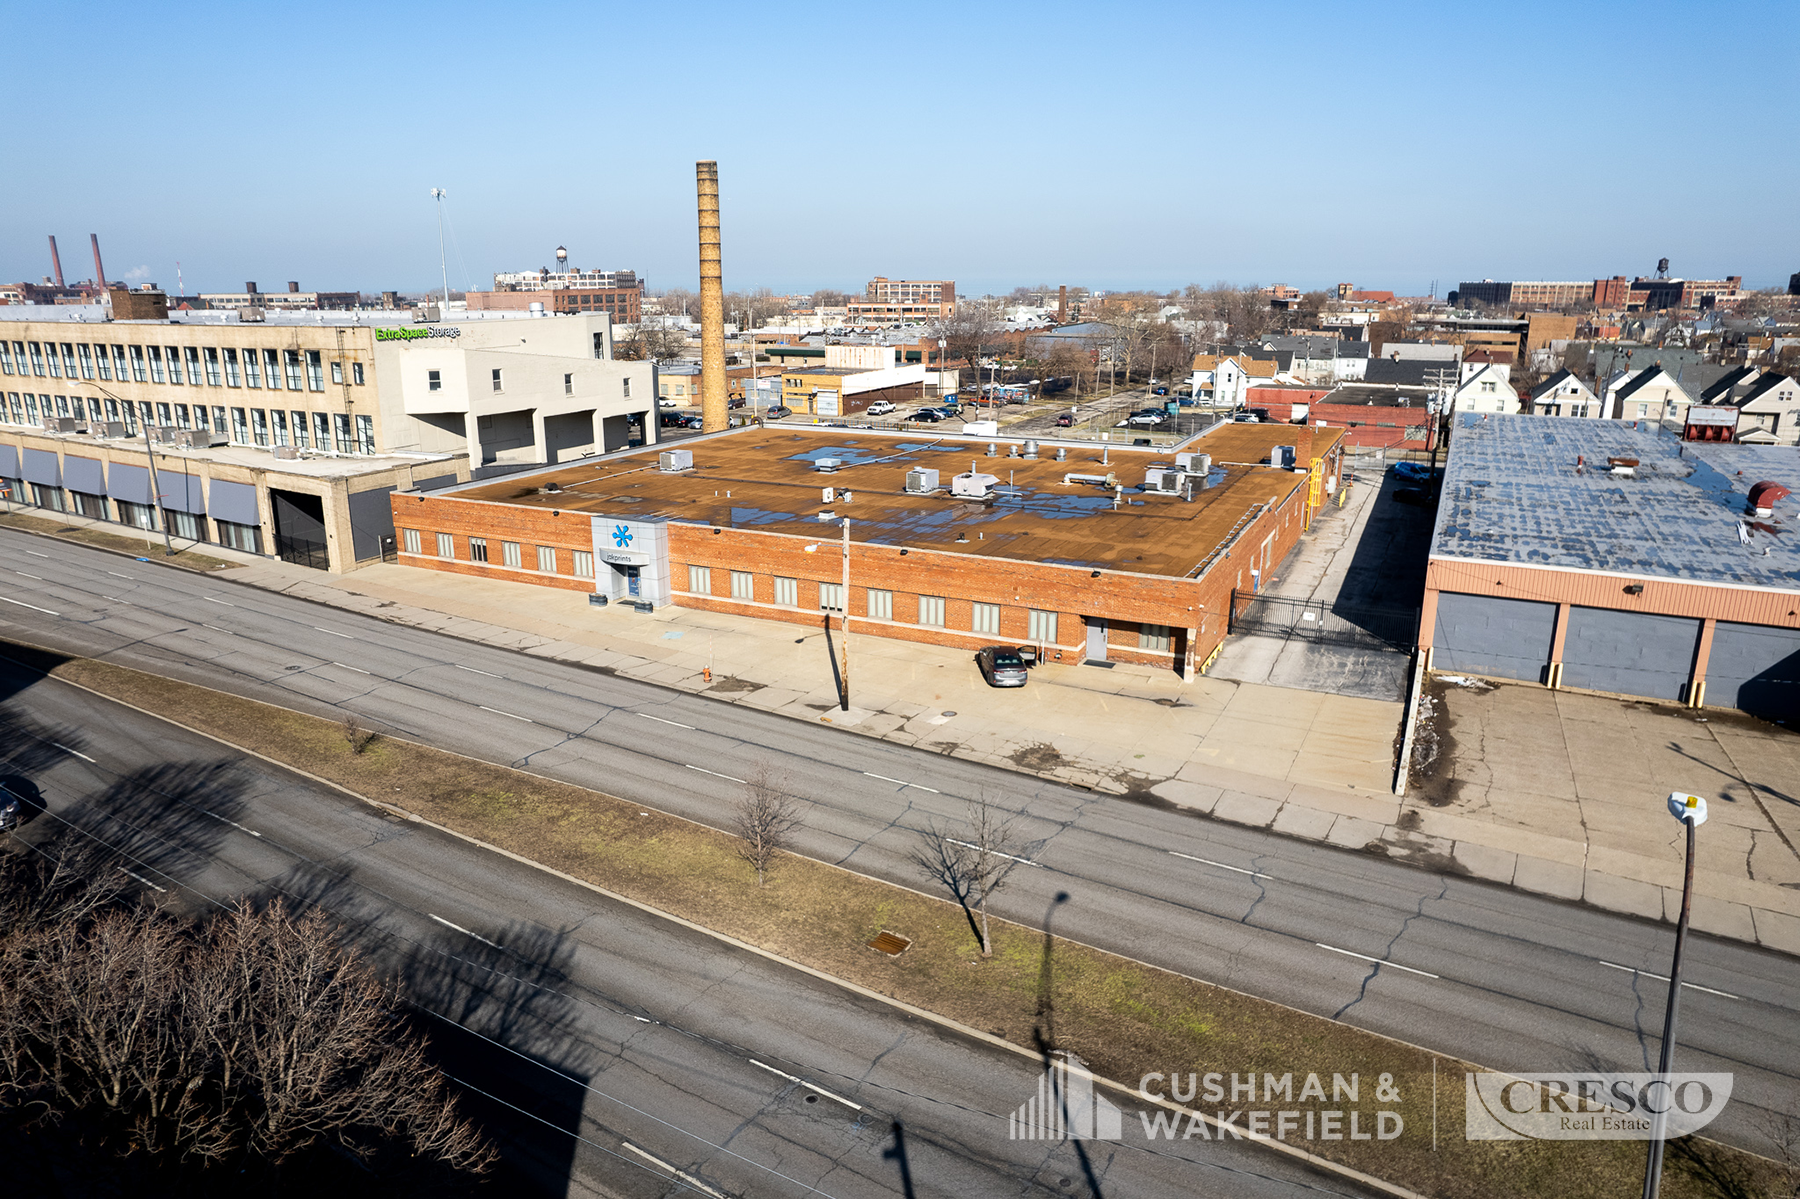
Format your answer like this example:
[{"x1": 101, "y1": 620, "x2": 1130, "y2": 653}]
[
  {"x1": 211, "y1": 405, "x2": 227, "y2": 432},
  {"x1": 469, "y1": 537, "x2": 488, "y2": 563},
  {"x1": 918, "y1": 595, "x2": 945, "y2": 627},
  {"x1": 24, "y1": 394, "x2": 39, "y2": 423},
  {"x1": 688, "y1": 564, "x2": 712, "y2": 594},
  {"x1": 45, "y1": 343, "x2": 61, "y2": 378},
  {"x1": 243, "y1": 348, "x2": 261, "y2": 387},
  {"x1": 403, "y1": 528, "x2": 421, "y2": 555},
  {"x1": 216, "y1": 520, "x2": 261, "y2": 554},
  {"x1": 356, "y1": 414, "x2": 374, "y2": 453},
  {"x1": 352, "y1": 362, "x2": 364, "y2": 385},
  {"x1": 491, "y1": 368, "x2": 503, "y2": 392},
  {"x1": 428, "y1": 369, "x2": 442, "y2": 391},
  {"x1": 435, "y1": 532, "x2": 454, "y2": 558},
  {"x1": 97, "y1": 345, "x2": 114, "y2": 380},
  {"x1": 230, "y1": 407, "x2": 248, "y2": 443},
  {"x1": 192, "y1": 405, "x2": 209, "y2": 431},
  {"x1": 291, "y1": 411, "x2": 310, "y2": 448},
  {"x1": 148, "y1": 345, "x2": 166, "y2": 383},
  {"x1": 501, "y1": 540, "x2": 521, "y2": 569},
  {"x1": 819, "y1": 582, "x2": 845, "y2": 611},
  {"x1": 536, "y1": 545, "x2": 557, "y2": 573},
  {"x1": 156, "y1": 401, "x2": 172, "y2": 426},
  {"x1": 331, "y1": 361, "x2": 343, "y2": 385},
  {"x1": 56, "y1": 395, "x2": 70, "y2": 418},
  {"x1": 564, "y1": 373, "x2": 573, "y2": 396},
  {"x1": 31, "y1": 483, "x2": 65, "y2": 511},
  {"x1": 29, "y1": 342, "x2": 47, "y2": 376},
  {"x1": 1028, "y1": 610, "x2": 1058, "y2": 644},
  {"x1": 286, "y1": 351, "x2": 305, "y2": 391},
  {"x1": 117, "y1": 500, "x2": 157, "y2": 530},
  {"x1": 250, "y1": 409, "x2": 269, "y2": 446},
  {"x1": 70, "y1": 491, "x2": 108, "y2": 520},
  {"x1": 271, "y1": 409, "x2": 289, "y2": 446},
  {"x1": 129, "y1": 345, "x2": 147, "y2": 382},
  {"x1": 571, "y1": 550, "x2": 594, "y2": 577},
  {"x1": 1138, "y1": 624, "x2": 1172, "y2": 653},
  {"x1": 593, "y1": 332, "x2": 605, "y2": 359},
  {"x1": 224, "y1": 348, "x2": 242, "y2": 386},
  {"x1": 166, "y1": 509, "x2": 204, "y2": 541},
  {"x1": 622, "y1": 377, "x2": 631, "y2": 398},
  {"x1": 730, "y1": 569, "x2": 753, "y2": 599},
  {"x1": 203, "y1": 347, "x2": 221, "y2": 386},
  {"x1": 0, "y1": 342, "x2": 12, "y2": 374},
  {"x1": 164, "y1": 346, "x2": 181, "y2": 384},
  {"x1": 971, "y1": 602, "x2": 1001, "y2": 635},
  {"x1": 61, "y1": 344, "x2": 77, "y2": 378},
  {"x1": 866, "y1": 588, "x2": 893, "y2": 620},
  {"x1": 77, "y1": 344, "x2": 93, "y2": 379},
  {"x1": 187, "y1": 346, "x2": 203, "y2": 384},
  {"x1": 305, "y1": 350, "x2": 323, "y2": 391},
  {"x1": 174, "y1": 403, "x2": 190, "y2": 428},
  {"x1": 334, "y1": 413, "x2": 353, "y2": 453},
  {"x1": 313, "y1": 412, "x2": 330, "y2": 449},
  {"x1": 773, "y1": 576, "x2": 798, "y2": 606}
]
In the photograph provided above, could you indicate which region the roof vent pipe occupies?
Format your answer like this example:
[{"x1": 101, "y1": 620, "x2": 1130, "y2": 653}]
[{"x1": 986, "y1": 442, "x2": 997, "y2": 457}]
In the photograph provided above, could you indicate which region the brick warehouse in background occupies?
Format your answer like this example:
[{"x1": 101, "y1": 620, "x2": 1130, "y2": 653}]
[{"x1": 390, "y1": 423, "x2": 1347, "y2": 676}]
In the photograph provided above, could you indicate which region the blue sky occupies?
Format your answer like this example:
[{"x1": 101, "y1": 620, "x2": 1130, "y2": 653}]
[{"x1": 5, "y1": 1, "x2": 1796, "y2": 298}]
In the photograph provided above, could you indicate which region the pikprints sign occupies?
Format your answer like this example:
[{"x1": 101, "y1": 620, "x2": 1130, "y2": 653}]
[
  {"x1": 1465, "y1": 1072, "x2": 1732, "y2": 1140},
  {"x1": 375, "y1": 326, "x2": 462, "y2": 342}
]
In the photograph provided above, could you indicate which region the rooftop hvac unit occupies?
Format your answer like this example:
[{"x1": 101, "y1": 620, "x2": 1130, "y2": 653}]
[
  {"x1": 99, "y1": 421, "x2": 127, "y2": 438},
  {"x1": 658, "y1": 448, "x2": 694, "y2": 472},
  {"x1": 814, "y1": 457, "x2": 842, "y2": 473},
  {"x1": 153, "y1": 425, "x2": 185, "y2": 444},
  {"x1": 1143, "y1": 468, "x2": 1183, "y2": 493},
  {"x1": 1270, "y1": 445, "x2": 1296, "y2": 468},
  {"x1": 951, "y1": 470, "x2": 999, "y2": 499},
  {"x1": 48, "y1": 416, "x2": 85, "y2": 433},
  {"x1": 904, "y1": 467, "x2": 940, "y2": 494},
  {"x1": 1175, "y1": 451, "x2": 1206, "y2": 472},
  {"x1": 172, "y1": 429, "x2": 227, "y2": 449},
  {"x1": 272, "y1": 445, "x2": 299, "y2": 460}
]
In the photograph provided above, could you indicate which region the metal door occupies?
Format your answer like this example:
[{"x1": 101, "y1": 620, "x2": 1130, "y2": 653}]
[
  {"x1": 1086, "y1": 618, "x2": 1109, "y2": 662},
  {"x1": 1561, "y1": 607, "x2": 1701, "y2": 702},
  {"x1": 624, "y1": 566, "x2": 641, "y2": 598},
  {"x1": 1704, "y1": 621, "x2": 1800, "y2": 721},
  {"x1": 1432, "y1": 593, "x2": 1556, "y2": 682}
]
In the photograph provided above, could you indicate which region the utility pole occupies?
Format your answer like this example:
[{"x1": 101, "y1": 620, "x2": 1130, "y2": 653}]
[
  {"x1": 1642, "y1": 792, "x2": 1707, "y2": 1199},
  {"x1": 838, "y1": 516, "x2": 851, "y2": 711},
  {"x1": 96, "y1": 383, "x2": 175, "y2": 557}
]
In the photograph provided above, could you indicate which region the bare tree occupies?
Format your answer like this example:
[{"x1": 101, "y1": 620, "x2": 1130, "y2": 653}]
[
  {"x1": 910, "y1": 796, "x2": 1028, "y2": 957},
  {"x1": 732, "y1": 766, "x2": 803, "y2": 887},
  {"x1": 810, "y1": 287, "x2": 851, "y2": 308},
  {"x1": 340, "y1": 712, "x2": 374, "y2": 754},
  {"x1": 933, "y1": 302, "x2": 1002, "y2": 394}
]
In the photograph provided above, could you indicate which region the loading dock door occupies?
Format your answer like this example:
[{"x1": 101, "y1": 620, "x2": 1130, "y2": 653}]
[
  {"x1": 1705, "y1": 622, "x2": 1800, "y2": 723},
  {"x1": 270, "y1": 489, "x2": 329, "y2": 571},
  {"x1": 1431, "y1": 593, "x2": 1556, "y2": 682},
  {"x1": 1560, "y1": 607, "x2": 1701, "y2": 702},
  {"x1": 1085, "y1": 618, "x2": 1109, "y2": 663}
]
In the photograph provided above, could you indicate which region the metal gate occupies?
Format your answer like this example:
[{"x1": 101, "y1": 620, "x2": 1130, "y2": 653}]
[
  {"x1": 1561, "y1": 607, "x2": 1701, "y2": 702},
  {"x1": 1431, "y1": 593, "x2": 1556, "y2": 682},
  {"x1": 1230, "y1": 591, "x2": 1418, "y2": 651},
  {"x1": 1705, "y1": 621, "x2": 1800, "y2": 722}
]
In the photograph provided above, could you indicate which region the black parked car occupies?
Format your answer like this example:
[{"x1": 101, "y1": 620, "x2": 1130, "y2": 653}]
[
  {"x1": 910, "y1": 408, "x2": 946, "y2": 422},
  {"x1": 975, "y1": 646, "x2": 1030, "y2": 688}
]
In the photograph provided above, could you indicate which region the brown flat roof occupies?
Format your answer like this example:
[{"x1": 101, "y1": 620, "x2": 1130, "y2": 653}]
[{"x1": 447, "y1": 426, "x2": 1338, "y2": 576}]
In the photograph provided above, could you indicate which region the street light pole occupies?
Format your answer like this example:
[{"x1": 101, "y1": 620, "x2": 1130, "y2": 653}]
[
  {"x1": 94, "y1": 383, "x2": 173, "y2": 556},
  {"x1": 1642, "y1": 791, "x2": 1707, "y2": 1199},
  {"x1": 838, "y1": 516, "x2": 851, "y2": 711}
]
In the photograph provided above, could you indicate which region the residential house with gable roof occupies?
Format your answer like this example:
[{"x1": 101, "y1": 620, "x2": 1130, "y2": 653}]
[
  {"x1": 1605, "y1": 366, "x2": 1692, "y2": 422},
  {"x1": 1529, "y1": 369, "x2": 1602, "y2": 418},
  {"x1": 1188, "y1": 352, "x2": 1283, "y2": 408},
  {"x1": 1450, "y1": 363, "x2": 1521, "y2": 414},
  {"x1": 1723, "y1": 373, "x2": 1800, "y2": 444}
]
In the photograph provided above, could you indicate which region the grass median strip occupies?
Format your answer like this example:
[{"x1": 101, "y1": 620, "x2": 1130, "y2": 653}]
[
  {"x1": 14, "y1": 640, "x2": 1783, "y2": 1199},
  {"x1": 1, "y1": 511, "x2": 236, "y2": 571}
]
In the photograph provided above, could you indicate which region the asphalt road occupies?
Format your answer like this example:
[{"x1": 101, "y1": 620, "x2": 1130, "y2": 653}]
[
  {"x1": 2, "y1": 525, "x2": 1797, "y2": 1158},
  {"x1": 0, "y1": 659, "x2": 1376, "y2": 1199}
]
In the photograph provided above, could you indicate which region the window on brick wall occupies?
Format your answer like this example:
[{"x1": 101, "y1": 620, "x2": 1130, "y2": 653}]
[
  {"x1": 918, "y1": 595, "x2": 945, "y2": 627},
  {"x1": 1138, "y1": 624, "x2": 1172, "y2": 652},
  {"x1": 730, "y1": 570, "x2": 753, "y2": 600},
  {"x1": 772, "y1": 577, "x2": 798, "y2": 607},
  {"x1": 571, "y1": 550, "x2": 594, "y2": 577},
  {"x1": 866, "y1": 588, "x2": 892, "y2": 620},
  {"x1": 688, "y1": 564, "x2": 712, "y2": 594},
  {"x1": 819, "y1": 582, "x2": 843, "y2": 611},
  {"x1": 402, "y1": 528, "x2": 421, "y2": 555},
  {"x1": 1028, "y1": 609, "x2": 1058, "y2": 644},
  {"x1": 971, "y1": 602, "x2": 1000, "y2": 635},
  {"x1": 537, "y1": 545, "x2": 557, "y2": 573},
  {"x1": 435, "y1": 532, "x2": 453, "y2": 558},
  {"x1": 469, "y1": 537, "x2": 488, "y2": 563},
  {"x1": 501, "y1": 540, "x2": 521, "y2": 568}
]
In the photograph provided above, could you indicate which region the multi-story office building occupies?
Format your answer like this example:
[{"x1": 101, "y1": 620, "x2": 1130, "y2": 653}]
[
  {"x1": 472, "y1": 266, "x2": 645, "y2": 323},
  {"x1": 195, "y1": 281, "x2": 359, "y2": 310},
  {"x1": 0, "y1": 305, "x2": 657, "y2": 571},
  {"x1": 846, "y1": 277, "x2": 956, "y2": 326}
]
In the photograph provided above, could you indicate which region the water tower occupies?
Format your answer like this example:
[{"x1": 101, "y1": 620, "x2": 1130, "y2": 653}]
[{"x1": 555, "y1": 245, "x2": 568, "y2": 274}]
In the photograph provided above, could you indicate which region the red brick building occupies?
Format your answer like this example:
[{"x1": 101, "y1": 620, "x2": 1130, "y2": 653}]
[{"x1": 390, "y1": 424, "x2": 1346, "y2": 675}]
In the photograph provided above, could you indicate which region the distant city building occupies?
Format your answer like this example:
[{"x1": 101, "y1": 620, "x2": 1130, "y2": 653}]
[
  {"x1": 846, "y1": 277, "x2": 956, "y2": 326},
  {"x1": 1455, "y1": 275, "x2": 1743, "y2": 311},
  {"x1": 196, "y1": 282, "x2": 358, "y2": 311},
  {"x1": 471, "y1": 264, "x2": 644, "y2": 323}
]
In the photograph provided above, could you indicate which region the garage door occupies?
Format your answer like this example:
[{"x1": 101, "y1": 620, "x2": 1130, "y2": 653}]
[
  {"x1": 1705, "y1": 622, "x2": 1800, "y2": 723},
  {"x1": 1432, "y1": 593, "x2": 1556, "y2": 682},
  {"x1": 1561, "y1": 608, "x2": 1700, "y2": 702}
]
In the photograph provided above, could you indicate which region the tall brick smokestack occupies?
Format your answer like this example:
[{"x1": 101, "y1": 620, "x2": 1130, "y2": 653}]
[
  {"x1": 90, "y1": 234, "x2": 106, "y2": 289},
  {"x1": 48, "y1": 235, "x2": 64, "y2": 287},
  {"x1": 696, "y1": 160, "x2": 727, "y2": 433}
]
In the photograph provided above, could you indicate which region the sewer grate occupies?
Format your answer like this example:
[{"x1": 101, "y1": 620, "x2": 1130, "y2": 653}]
[{"x1": 867, "y1": 931, "x2": 911, "y2": 956}]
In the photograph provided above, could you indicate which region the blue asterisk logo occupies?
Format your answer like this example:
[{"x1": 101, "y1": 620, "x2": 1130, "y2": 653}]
[{"x1": 611, "y1": 525, "x2": 633, "y2": 548}]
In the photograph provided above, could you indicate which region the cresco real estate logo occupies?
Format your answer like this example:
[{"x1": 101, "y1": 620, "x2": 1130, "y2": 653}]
[{"x1": 1466, "y1": 1072, "x2": 1732, "y2": 1140}]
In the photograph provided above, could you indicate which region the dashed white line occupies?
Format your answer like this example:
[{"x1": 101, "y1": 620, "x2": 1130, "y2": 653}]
[
  {"x1": 201, "y1": 623, "x2": 233, "y2": 635},
  {"x1": 1598, "y1": 960, "x2": 1740, "y2": 1000},
  {"x1": 103, "y1": 595, "x2": 130, "y2": 604},
  {"x1": 638, "y1": 712, "x2": 695, "y2": 729},
  {"x1": 15, "y1": 572, "x2": 42, "y2": 580},
  {"x1": 1170, "y1": 851, "x2": 1268, "y2": 878},
  {"x1": 24, "y1": 550, "x2": 48, "y2": 557},
  {"x1": 454, "y1": 664, "x2": 502, "y2": 677},
  {"x1": 428, "y1": 913, "x2": 504, "y2": 950},
  {"x1": 947, "y1": 838, "x2": 1042, "y2": 868},
  {"x1": 862, "y1": 770, "x2": 939, "y2": 793},
  {"x1": 0, "y1": 596, "x2": 58, "y2": 615},
  {"x1": 202, "y1": 596, "x2": 234, "y2": 606},
  {"x1": 479, "y1": 705, "x2": 534, "y2": 723},
  {"x1": 119, "y1": 867, "x2": 167, "y2": 893},
  {"x1": 313, "y1": 626, "x2": 353, "y2": 639},
  {"x1": 1316, "y1": 943, "x2": 1439, "y2": 979},
  {"x1": 51, "y1": 742, "x2": 95, "y2": 763},
  {"x1": 331, "y1": 662, "x2": 371, "y2": 675},
  {"x1": 620, "y1": 1142, "x2": 726, "y2": 1198},
  {"x1": 106, "y1": 570, "x2": 134, "y2": 579},
  {"x1": 749, "y1": 1060, "x2": 865, "y2": 1111},
  {"x1": 204, "y1": 810, "x2": 263, "y2": 838},
  {"x1": 685, "y1": 764, "x2": 747, "y2": 784}
]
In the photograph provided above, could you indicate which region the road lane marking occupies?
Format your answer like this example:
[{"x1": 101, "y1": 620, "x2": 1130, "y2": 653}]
[
  {"x1": 479, "y1": 705, "x2": 533, "y2": 723},
  {"x1": 51, "y1": 742, "x2": 95, "y2": 763},
  {"x1": 946, "y1": 838, "x2": 1042, "y2": 868},
  {"x1": 1170, "y1": 851, "x2": 1268, "y2": 879},
  {"x1": 24, "y1": 550, "x2": 48, "y2": 557},
  {"x1": 203, "y1": 809, "x2": 262, "y2": 838},
  {"x1": 862, "y1": 770, "x2": 939, "y2": 793},
  {"x1": 103, "y1": 595, "x2": 131, "y2": 604},
  {"x1": 0, "y1": 597, "x2": 58, "y2": 615},
  {"x1": 201, "y1": 623, "x2": 233, "y2": 634},
  {"x1": 203, "y1": 596, "x2": 234, "y2": 606},
  {"x1": 429, "y1": 914, "x2": 504, "y2": 950},
  {"x1": 1316, "y1": 943, "x2": 1439, "y2": 979},
  {"x1": 750, "y1": 1059, "x2": 865, "y2": 1111},
  {"x1": 685, "y1": 764, "x2": 747, "y2": 784},
  {"x1": 331, "y1": 662, "x2": 371, "y2": 675},
  {"x1": 1598, "y1": 960, "x2": 1739, "y2": 1000},
  {"x1": 119, "y1": 867, "x2": 167, "y2": 893},
  {"x1": 15, "y1": 572, "x2": 42, "y2": 579},
  {"x1": 106, "y1": 571, "x2": 134, "y2": 579},
  {"x1": 638, "y1": 712, "x2": 695, "y2": 729},
  {"x1": 313, "y1": 626, "x2": 353, "y2": 639},
  {"x1": 620, "y1": 1143, "x2": 726, "y2": 1198},
  {"x1": 454, "y1": 664, "x2": 502, "y2": 677}
]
